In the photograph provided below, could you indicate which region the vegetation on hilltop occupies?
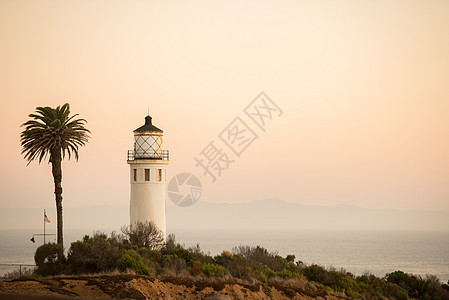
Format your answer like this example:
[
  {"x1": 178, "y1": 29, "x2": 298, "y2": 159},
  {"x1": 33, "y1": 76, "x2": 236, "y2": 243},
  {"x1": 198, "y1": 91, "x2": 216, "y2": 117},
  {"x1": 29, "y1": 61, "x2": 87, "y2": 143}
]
[{"x1": 12, "y1": 222, "x2": 449, "y2": 300}]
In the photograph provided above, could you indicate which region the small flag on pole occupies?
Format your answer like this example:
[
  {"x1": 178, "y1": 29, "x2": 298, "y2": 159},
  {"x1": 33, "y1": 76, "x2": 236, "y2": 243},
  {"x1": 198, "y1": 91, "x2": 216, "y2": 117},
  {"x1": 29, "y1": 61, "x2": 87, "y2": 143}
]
[{"x1": 44, "y1": 211, "x2": 50, "y2": 223}]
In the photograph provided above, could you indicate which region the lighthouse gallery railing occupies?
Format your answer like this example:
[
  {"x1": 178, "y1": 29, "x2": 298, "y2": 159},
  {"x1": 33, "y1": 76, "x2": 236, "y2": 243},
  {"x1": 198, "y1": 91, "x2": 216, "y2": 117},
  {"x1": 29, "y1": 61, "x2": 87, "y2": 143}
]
[{"x1": 127, "y1": 150, "x2": 169, "y2": 160}]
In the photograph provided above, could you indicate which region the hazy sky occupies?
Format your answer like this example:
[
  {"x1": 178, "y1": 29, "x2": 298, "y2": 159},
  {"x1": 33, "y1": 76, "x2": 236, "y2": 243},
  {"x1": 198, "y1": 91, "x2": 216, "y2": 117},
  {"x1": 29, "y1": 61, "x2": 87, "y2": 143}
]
[{"x1": 1, "y1": 0, "x2": 448, "y2": 213}]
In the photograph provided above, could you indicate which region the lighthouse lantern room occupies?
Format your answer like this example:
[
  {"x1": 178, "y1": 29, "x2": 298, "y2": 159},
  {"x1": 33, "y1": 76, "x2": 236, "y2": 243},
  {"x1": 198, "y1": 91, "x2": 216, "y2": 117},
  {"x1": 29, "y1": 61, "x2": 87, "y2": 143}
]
[{"x1": 127, "y1": 115, "x2": 169, "y2": 239}]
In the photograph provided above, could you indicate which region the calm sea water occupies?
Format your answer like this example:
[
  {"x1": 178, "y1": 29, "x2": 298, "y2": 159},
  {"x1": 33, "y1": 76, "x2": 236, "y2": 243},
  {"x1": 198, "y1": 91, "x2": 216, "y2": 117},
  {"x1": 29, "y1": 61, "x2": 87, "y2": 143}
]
[{"x1": 1, "y1": 229, "x2": 448, "y2": 283}]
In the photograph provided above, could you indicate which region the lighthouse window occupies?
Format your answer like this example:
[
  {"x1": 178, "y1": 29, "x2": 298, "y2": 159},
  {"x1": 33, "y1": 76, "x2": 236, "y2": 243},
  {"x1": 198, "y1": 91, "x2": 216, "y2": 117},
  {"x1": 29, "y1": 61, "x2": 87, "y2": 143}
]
[
  {"x1": 158, "y1": 169, "x2": 162, "y2": 181},
  {"x1": 145, "y1": 169, "x2": 150, "y2": 181},
  {"x1": 133, "y1": 169, "x2": 137, "y2": 182}
]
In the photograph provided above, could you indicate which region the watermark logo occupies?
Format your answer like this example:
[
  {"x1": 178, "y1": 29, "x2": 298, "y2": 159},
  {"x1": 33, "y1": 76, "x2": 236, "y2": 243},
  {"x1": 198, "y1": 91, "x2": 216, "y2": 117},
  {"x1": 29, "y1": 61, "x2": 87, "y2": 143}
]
[
  {"x1": 168, "y1": 92, "x2": 282, "y2": 207},
  {"x1": 244, "y1": 92, "x2": 283, "y2": 131},
  {"x1": 167, "y1": 173, "x2": 202, "y2": 207},
  {"x1": 194, "y1": 141, "x2": 235, "y2": 183},
  {"x1": 218, "y1": 117, "x2": 258, "y2": 157}
]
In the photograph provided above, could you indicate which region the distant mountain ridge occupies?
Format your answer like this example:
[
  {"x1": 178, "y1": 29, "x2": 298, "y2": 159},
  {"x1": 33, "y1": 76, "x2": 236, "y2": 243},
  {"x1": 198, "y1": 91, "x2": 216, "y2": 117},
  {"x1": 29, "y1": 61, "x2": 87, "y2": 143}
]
[
  {"x1": 1, "y1": 199, "x2": 448, "y2": 231},
  {"x1": 168, "y1": 199, "x2": 449, "y2": 231}
]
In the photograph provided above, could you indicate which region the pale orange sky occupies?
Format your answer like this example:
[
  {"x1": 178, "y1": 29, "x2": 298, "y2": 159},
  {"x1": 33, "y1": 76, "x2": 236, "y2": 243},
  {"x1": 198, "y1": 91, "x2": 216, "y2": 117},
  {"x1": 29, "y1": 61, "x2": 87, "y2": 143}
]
[{"x1": 0, "y1": 0, "x2": 448, "y2": 213}]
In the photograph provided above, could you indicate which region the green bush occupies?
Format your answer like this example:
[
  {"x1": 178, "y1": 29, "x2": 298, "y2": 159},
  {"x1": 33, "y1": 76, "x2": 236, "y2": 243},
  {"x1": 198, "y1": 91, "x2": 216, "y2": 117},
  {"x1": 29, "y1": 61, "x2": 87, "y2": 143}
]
[
  {"x1": 258, "y1": 272, "x2": 267, "y2": 283},
  {"x1": 116, "y1": 250, "x2": 150, "y2": 276},
  {"x1": 385, "y1": 282, "x2": 409, "y2": 300},
  {"x1": 345, "y1": 287, "x2": 363, "y2": 299},
  {"x1": 214, "y1": 253, "x2": 249, "y2": 278},
  {"x1": 67, "y1": 232, "x2": 122, "y2": 274},
  {"x1": 384, "y1": 270, "x2": 448, "y2": 299},
  {"x1": 164, "y1": 234, "x2": 178, "y2": 251},
  {"x1": 356, "y1": 273, "x2": 385, "y2": 298},
  {"x1": 34, "y1": 243, "x2": 63, "y2": 275},
  {"x1": 162, "y1": 254, "x2": 187, "y2": 274},
  {"x1": 303, "y1": 264, "x2": 336, "y2": 286},
  {"x1": 262, "y1": 265, "x2": 275, "y2": 279},
  {"x1": 277, "y1": 268, "x2": 299, "y2": 280},
  {"x1": 201, "y1": 263, "x2": 226, "y2": 277},
  {"x1": 386, "y1": 271, "x2": 418, "y2": 297},
  {"x1": 285, "y1": 255, "x2": 295, "y2": 263}
]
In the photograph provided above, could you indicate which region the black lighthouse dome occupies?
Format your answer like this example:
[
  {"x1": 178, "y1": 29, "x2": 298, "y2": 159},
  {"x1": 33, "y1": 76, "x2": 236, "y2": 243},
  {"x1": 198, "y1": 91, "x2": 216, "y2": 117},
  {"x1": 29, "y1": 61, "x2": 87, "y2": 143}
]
[{"x1": 134, "y1": 115, "x2": 163, "y2": 133}]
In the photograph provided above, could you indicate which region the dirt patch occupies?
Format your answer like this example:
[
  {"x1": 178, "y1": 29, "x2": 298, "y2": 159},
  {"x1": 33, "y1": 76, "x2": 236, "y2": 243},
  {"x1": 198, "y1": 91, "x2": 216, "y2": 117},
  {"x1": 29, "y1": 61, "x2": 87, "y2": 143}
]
[
  {"x1": 0, "y1": 275, "x2": 349, "y2": 299},
  {"x1": 60, "y1": 279, "x2": 110, "y2": 298},
  {"x1": 0, "y1": 280, "x2": 57, "y2": 296}
]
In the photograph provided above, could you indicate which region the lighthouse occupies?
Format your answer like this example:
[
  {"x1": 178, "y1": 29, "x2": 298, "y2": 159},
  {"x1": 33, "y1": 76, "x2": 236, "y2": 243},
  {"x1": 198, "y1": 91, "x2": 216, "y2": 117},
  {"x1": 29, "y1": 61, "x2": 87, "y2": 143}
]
[{"x1": 127, "y1": 115, "x2": 169, "y2": 238}]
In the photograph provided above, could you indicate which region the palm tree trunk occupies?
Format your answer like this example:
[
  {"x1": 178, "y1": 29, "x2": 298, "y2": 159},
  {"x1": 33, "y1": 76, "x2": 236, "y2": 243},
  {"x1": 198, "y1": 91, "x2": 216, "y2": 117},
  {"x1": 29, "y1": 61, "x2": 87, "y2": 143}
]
[{"x1": 51, "y1": 148, "x2": 64, "y2": 260}]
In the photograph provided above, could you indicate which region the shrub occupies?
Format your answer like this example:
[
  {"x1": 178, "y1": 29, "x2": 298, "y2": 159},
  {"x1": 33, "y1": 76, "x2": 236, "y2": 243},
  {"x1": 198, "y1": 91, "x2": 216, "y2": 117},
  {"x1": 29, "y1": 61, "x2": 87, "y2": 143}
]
[
  {"x1": 214, "y1": 252, "x2": 250, "y2": 278},
  {"x1": 442, "y1": 280, "x2": 449, "y2": 291},
  {"x1": 262, "y1": 265, "x2": 276, "y2": 279},
  {"x1": 164, "y1": 234, "x2": 178, "y2": 251},
  {"x1": 286, "y1": 255, "x2": 295, "y2": 263},
  {"x1": 303, "y1": 264, "x2": 329, "y2": 284},
  {"x1": 424, "y1": 274, "x2": 449, "y2": 300},
  {"x1": 232, "y1": 245, "x2": 285, "y2": 272},
  {"x1": 258, "y1": 272, "x2": 267, "y2": 283},
  {"x1": 277, "y1": 268, "x2": 298, "y2": 280},
  {"x1": 67, "y1": 232, "x2": 122, "y2": 274},
  {"x1": 386, "y1": 271, "x2": 418, "y2": 296},
  {"x1": 146, "y1": 249, "x2": 162, "y2": 261},
  {"x1": 138, "y1": 247, "x2": 147, "y2": 256},
  {"x1": 222, "y1": 250, "x2": 232, "y2": 258},
  {"x1": 162, "y1": 254, "x2": 187, "y2": 274},
  {"x1": 121, "y1": 221, "x2": 164, "y2": 250},
  {"x1": 384, "y1": 282, "x2": 409, "y2": 300},
  {"x1": 345, "y1": 287, "x2": 363, "y2": 299},
  {"x1": 34, "y1": 243, "x2": 63, "y2": 275},
  {"x1": 163, "y1": 244, "x2": 209, "y2": 268},
  {"x1": 2, "y1": 268, "x2": 37, "y2": 279},
  {"x1": 190, "y1": 263, "x2": 202, "y2": 276},
  {"x1": 116, "y1": 250, "x2": 151, "y2": 276},
  {"x1": 284, "y1": 287, "x2": 296, "y2": 298},
  {"x1": 386, "y1": 271, "x2": 449, "y2": 299},
  {"x1": 202, "y1": 263, "x2": 226, "y2": 277},
  {"x1": 262, "y1": 283, "x2": 272, "y2": 296}
]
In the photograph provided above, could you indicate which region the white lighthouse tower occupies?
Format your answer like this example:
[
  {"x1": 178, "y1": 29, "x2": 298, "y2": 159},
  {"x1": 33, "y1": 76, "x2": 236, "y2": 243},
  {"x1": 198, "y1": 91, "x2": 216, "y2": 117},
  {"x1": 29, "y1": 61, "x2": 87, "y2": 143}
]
[{"x1": 127, "y1": 115, "x2": 169, "y2": 238}]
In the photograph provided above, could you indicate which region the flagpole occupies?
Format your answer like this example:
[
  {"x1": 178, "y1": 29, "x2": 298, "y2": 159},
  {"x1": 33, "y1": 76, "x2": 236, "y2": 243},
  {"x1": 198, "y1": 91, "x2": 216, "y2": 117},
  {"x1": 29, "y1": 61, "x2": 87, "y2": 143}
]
[{"x1": 43, "y1": 209, "x2": 46, "y2": 244}]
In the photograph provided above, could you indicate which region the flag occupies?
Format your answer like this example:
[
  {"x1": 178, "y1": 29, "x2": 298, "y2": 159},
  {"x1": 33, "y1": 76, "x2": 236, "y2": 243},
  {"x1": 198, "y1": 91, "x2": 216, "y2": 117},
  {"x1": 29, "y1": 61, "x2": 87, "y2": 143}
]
[{"x1": 44, "y1": 211, "x2": 50, "y2": 223}]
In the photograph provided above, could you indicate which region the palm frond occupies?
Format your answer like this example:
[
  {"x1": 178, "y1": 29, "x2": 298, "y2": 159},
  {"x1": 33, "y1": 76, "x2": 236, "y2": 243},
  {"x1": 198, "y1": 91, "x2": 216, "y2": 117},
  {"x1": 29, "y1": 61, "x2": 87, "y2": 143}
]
[{"x1": 21, "y1": 104, "x2": 90, "y2": 164}]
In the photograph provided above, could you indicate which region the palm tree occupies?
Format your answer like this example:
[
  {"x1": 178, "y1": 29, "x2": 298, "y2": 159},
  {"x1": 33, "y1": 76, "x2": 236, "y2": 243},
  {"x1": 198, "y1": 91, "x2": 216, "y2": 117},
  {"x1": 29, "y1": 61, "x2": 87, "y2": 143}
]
[{"x1": 21, "y1": 103, "x2": 90, "y2": 258}]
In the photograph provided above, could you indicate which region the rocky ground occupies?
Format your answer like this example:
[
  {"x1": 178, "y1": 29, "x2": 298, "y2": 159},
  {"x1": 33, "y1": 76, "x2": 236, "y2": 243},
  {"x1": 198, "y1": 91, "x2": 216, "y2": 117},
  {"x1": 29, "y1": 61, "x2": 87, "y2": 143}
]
[{"x1": 0, "y1": 274, "x2": 350, "y2": 299}]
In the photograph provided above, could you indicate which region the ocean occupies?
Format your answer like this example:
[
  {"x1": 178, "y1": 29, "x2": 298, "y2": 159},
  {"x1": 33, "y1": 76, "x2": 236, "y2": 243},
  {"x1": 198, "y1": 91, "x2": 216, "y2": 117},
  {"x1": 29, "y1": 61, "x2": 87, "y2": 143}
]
[{"x1": 1, "y1": 229, "x2": 448, "y2": 283}]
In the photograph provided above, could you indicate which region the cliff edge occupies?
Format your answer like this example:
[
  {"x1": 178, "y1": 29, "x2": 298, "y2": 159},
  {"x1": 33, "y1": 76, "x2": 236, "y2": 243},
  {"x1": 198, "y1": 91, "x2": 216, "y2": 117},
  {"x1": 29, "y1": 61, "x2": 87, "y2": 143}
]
[{"x1": 0, "y1": 274, "x2": 349, "y2": 299}]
